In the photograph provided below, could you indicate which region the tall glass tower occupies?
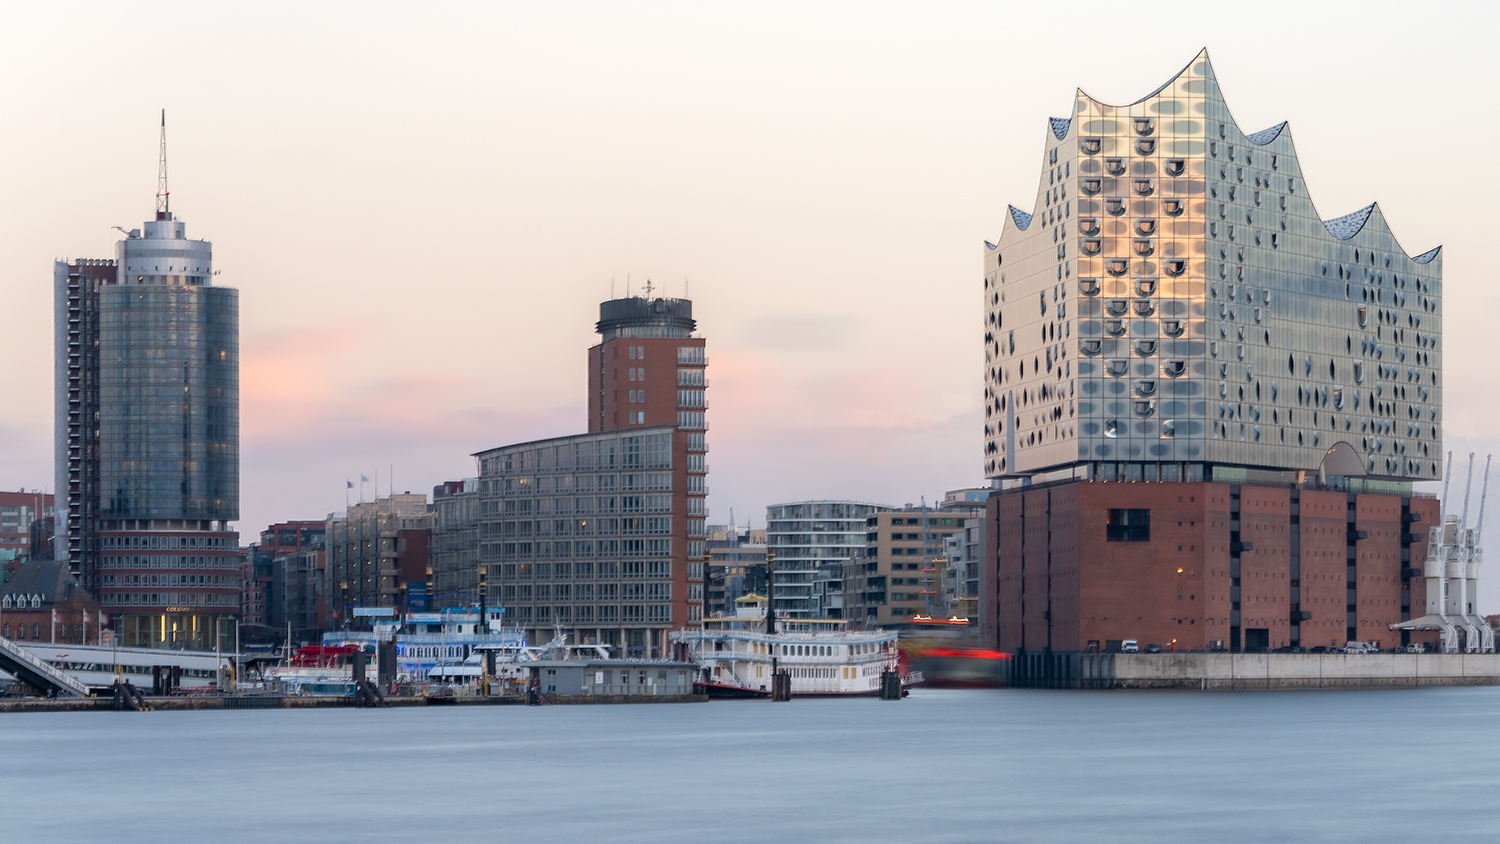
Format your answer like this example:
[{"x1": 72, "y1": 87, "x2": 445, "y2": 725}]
[{"x1": 55, "y1": 116, "x2": 241, "y2": 650}]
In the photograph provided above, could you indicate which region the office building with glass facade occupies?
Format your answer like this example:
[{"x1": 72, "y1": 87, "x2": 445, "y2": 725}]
[{"x1": 55, "y1": 194, "x2": 241, "y2": 650}]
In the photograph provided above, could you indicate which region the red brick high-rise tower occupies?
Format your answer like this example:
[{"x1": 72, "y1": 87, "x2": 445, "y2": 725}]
[{"x1": 588, "y1": 289, "x2": 706, "y2": 434}]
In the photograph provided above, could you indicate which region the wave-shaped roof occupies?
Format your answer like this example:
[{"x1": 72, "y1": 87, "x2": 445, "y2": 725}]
[
  {"x1": 995, "y1": 51, "x2": 1441, "y2": 263},
  {"x1": 1246, "y1": 122, "x2": 1287, "y2": 145},
  {"x1": 1322, "y1": 204, "x2": 1376, "y2": 240}
]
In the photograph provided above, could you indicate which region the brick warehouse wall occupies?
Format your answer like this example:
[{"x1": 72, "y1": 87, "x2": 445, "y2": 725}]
[
  {"x1": 988, "y1": 481, "x2": 1439, "y2": 653},
  {"x1": 1298, "y1": 489, "x2": 1349, "y2": 649},
  {"x1": 1075, "y1": 483, "x2": 1228, "y2": 652}
]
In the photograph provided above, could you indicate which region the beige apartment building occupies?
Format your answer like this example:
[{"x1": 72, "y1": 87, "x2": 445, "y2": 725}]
[{"x1": 855, "y1": 496, "x2": 987, "y2": 626}]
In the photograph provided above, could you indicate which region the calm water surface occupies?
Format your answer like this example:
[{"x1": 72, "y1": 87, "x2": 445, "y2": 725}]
[{"x1": 4, "y1": 687, "x2": 1499, "y2": 843}]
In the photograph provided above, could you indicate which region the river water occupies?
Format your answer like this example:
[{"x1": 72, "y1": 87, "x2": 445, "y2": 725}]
[{"x1": 3, "y1": 687, "x2": 1498, "y2": 842}]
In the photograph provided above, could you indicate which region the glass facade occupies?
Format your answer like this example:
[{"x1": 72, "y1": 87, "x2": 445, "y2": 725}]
[
  {"x1": 97, "y1": 284, "x2": 239, "y2": 520},
  {"x1": 984, "y1": 50, "x2": 1441, "y2": 484},
  {"x1": 56, "y1": 205, "x2": 243, "y2": 644}
]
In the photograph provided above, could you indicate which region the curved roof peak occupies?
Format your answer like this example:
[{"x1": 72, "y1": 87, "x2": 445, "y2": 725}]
[
  {"x1": 1049, "y1": 117, "x2": 1071, "y2": 141},
  {"x1": 1008, "y1": 206, "x2": 1033, "y2": 231},
  {"x1": 1246, "y1": 122, "x2": 1287, "y2": 145},
  {"x1": 1413, "y1": 246, "x2": 1441, "y2": 264},
  {"x1": 1076, "y1": 48, "x2": 1211, "y2": 111},
  {"x1": 1322, "y1": 203, "x2": 1377, "y2": 240}
]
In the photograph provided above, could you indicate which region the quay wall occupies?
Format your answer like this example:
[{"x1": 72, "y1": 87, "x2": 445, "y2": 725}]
[
  {"x1": 0, "y1": 693, "x2": 706, "y2": 714},
  {"x1": 1115, "y1": 653, "x2": 1500, "y2": 690},
  {"x1": 1011, "y1": 652, "x2": 1500, "y2": 690}
]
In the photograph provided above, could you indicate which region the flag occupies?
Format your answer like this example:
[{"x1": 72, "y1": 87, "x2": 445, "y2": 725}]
[
  {"x1": 360, "y1": 475, "x2": 369, "y2": 483},
  {"x1": 51, "y1": 609, "x2": 59, "y2": 623},
  {"x1": 347, "y1": 480, "x2": 353, "y2": 489},
  {"x1": 82, "y1": 610, "x2": 90, "y2": 625}
]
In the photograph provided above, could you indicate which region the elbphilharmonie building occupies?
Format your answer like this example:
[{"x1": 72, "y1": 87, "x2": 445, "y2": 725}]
[
  {"x1": 981, "y1": 52, "x2": 1451, "y2": 659},
  {"x1": 983, "y1": 49, "x2": 1441, "y2": 488}
]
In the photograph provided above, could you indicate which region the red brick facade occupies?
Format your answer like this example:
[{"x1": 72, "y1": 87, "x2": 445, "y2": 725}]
[
  {"x1": 988, "y1": 481, "x2": 1439, "y2": 653},
  {"x1": 588, "y1": 336, "x2": 706, "y2": 433}
]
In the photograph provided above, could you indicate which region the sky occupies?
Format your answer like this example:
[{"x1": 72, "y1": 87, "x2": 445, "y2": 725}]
[{"x1": 3, "y1": 1, "x2": 1499, "y2": 597}]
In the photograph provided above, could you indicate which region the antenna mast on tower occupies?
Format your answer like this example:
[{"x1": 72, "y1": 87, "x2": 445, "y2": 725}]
[{"x1": 155, "y1": 109, "x2": 170, "y2": 218}]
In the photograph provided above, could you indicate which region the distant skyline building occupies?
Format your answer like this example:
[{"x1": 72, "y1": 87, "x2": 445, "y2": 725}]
[
  {"x1": 327, "y1": 494, "x2": 431, "y2": 623},
  {"x1": 430, "y1": 479, "x2": 480, "y2": 611},
  {"x1": 765, "y1": 501, "x2": 889, "y2": 619},
  {"x1": 0, "y1": 491, "x2": 52, "y2": 566},
  {"x1": 53, "y1": 115, "x2": 242, "y2": 649},
  {"x1": 856, "y1": 497, "x2": 985, "y2": 626}
]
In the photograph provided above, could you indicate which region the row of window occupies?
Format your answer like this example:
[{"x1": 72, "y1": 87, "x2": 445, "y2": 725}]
[
  {"x1": 2, "y1": 624, "x2": 45, "y2": 640},
  {"x1": 102, "y1": 535, "x2": 235, "y2": 549},
  {"x1": 491, "y1": 475, "x2": 675, "y2": 496},
  {"x1": 480, "y1": 433, "x2": 673, "y2": 475},
  {"x1": 485, "y1": 538, "x2": 675, "y2": 559},
  {"x1": 98, "y1": 555, "x2": 240, "y2": 570},
  {"x1": 504, "y1": 605, "x2": 672, "y2": 623},
  {"x1": 498, "y1": 560, "x2": 672, "y2": 578},
  {"x1": 101, "y1": 592, "x2": 235, "y2": 606},
  {"x1": 102, "y1": 573, "x2": 232, "y2": 587},
  {"x1": 501, "y1": 583, "x2": 671, "y2": 600}
]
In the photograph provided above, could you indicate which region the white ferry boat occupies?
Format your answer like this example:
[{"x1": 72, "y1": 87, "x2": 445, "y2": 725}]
[
  {"x1": 670, "y1": 595, "x2": 922, "y2": 697},
  {"x1": 320, "y1": 610, "x2": 526, "y2": 684}
]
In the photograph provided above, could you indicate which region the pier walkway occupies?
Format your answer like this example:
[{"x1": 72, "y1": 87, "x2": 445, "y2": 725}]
[{"x1": 0, "y1": 637, "x2": 90, "y2": 698}]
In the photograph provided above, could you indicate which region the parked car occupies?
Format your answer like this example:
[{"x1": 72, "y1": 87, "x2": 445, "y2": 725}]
[
  {"x1": 1344, "y1": 641, "x2": 1377, "y2": 655},
  {"x1": 1308, "y1": 646, "x2": 1331, "y2": 654},
  {"x1": 1272, "y1": 645, "x2": 1306, "y2": 653},
  {"x1": 1144, "y1": 643, "x2": 1162, "y2": 653},
  {"x1": 1403, "y1": 643, "x2": 1427, "y2": 654},
  {"x1": 1120, "y1": 639, "x2": 1140, "y2": 653}
]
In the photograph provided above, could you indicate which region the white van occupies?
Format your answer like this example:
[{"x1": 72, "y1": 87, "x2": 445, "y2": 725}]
[
  {"x1": 1343, "y1": 641, "x2": 1377, "y2": 654},
  {"x1": 1120, "y1": 639, "x2": 1140, "y2": 653}
]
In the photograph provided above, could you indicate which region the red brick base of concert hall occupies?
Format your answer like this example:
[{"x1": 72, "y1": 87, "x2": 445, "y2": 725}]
[{"x1": 983, "y1": 481, "x2": 1440, "y2": 654}]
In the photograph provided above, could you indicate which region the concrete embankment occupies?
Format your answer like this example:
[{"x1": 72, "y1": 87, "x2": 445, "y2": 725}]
[
  {"x1": 0, "y1": 692, "x2": 708, "y2": 714},
  {"x1": 1012, "y1": 651, "x2": 1500, "y2": 690}
]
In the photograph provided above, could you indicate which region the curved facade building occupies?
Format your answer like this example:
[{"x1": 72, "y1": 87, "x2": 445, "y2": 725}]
[
  {"x1": 100, "y1": 215, "x2": 238, "y2": 522},
  {"x1": 983, "y1": 49, "x2": 1441, "y2": 487},
  {"x1": 983, "y1": 52, "x2": 1452, "y2": 658},
  {"x1": 56, "y1": 201, "x2": 241, "y2": 650}
]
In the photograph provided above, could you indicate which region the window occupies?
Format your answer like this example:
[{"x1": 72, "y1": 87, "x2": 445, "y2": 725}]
[{"x1": 1106, "y1": 509, "x2": 1150, "y2": 542}]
